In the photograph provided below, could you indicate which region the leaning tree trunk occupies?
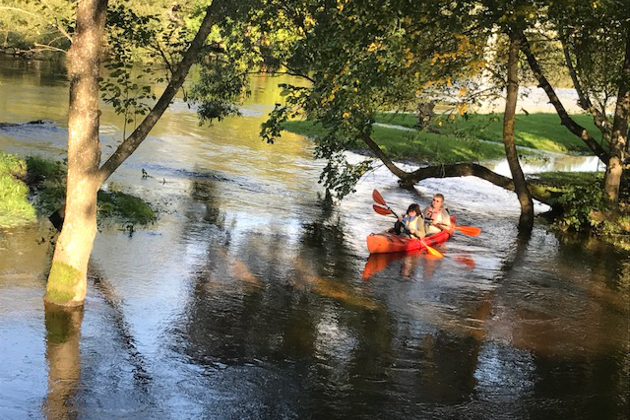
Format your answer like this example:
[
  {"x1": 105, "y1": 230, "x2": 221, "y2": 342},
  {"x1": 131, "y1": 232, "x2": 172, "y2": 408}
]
[
  {"x1": 604, "y1": 26, "x2": 630, "y2": 206},
  {"x1": 44, "y1": 0, "x2": 109, "y2": 307},
  {"x1": 504, "y1": 31, "x2": 534, "y2": 229}
]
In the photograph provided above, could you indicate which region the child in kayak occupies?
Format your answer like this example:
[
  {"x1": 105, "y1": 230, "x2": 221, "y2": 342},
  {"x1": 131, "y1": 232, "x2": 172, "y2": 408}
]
[
  {"x1": 424, "y1": 193, "x2": 451, "y2": 236},
  {"x1": 393, "y1": 203, "x2": 426, "y2": 239}
]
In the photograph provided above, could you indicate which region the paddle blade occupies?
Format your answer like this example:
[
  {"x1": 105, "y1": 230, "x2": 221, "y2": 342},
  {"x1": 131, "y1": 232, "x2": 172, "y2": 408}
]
[
  {"x1": 372, "y1": 204, "x2": 393, "y2": 216},
  {"x1": 455, "y1": 225, "x2": 481, "y2": 236},
  {"x1": 372, "y1": 189, "x2": 387, "y2": 206},
  {"x1": 421, "y1": 239, "x2": 444, "y2": 258}
]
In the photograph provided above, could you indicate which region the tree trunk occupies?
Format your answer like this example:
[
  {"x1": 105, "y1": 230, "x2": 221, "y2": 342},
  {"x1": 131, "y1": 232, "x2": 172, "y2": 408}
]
[
  {"x1": 604, "y1": 26, "x2": 630, "y2": 205},
  {"x1": 504, "y1": 31, "x2": 534, "y2": 229},
  {"x1": 44, "y1": 0, "x2": 108, "y2": 307}
]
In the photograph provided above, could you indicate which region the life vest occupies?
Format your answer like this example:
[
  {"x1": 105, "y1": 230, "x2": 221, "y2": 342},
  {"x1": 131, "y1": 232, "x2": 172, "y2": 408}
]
[
  {"x1": 424, "y1": 206, "x2": 450, "y2": 235},
  {"x1": 402, "y1": 215, "x2": 425, "y2": 238}
]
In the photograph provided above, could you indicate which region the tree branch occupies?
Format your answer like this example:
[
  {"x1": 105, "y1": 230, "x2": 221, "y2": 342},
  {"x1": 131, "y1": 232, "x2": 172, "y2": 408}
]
[
  {"x1": 559, "y1": 32, "x2": 612, "y2": 139},
  {"x1": 519, "y1": 29, "x2": 610, "y2": 163},
  {"x1": 360, "y1": 133, "x2": 558, "y2": 207},
  {"x1": 96, "y1": 1, "x2": 224, "y2": 185}
]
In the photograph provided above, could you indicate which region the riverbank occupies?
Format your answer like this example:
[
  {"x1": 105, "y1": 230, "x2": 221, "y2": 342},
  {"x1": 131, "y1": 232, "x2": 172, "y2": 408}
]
[
  {"x1": 282, "y1": 113, "x2": 628, "y2": 249},
  {"x1": 0, "y1": 152, "x2": 156, "y2": 228},
  {"x1": 282, "y1": 112, "x2": 603, "y2": 164}
]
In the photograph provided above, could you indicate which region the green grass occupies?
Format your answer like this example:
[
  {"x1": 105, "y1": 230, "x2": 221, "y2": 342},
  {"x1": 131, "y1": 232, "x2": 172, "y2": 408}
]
[
  {"x1": 282, "y1": 120, "x2": 510, "y2": 164},
  {"x1": 0, "y1": 152, "x2": 36, "y2": 227},
  {"x1": 375, "y1": 112, "x2": 605, "y2": 154},
  {"x1": 0, "y1": 151, "x2": 156, "y2": 228},
  {"x1": 97, "y1": 189, "x2": 156, "y2": 225}
]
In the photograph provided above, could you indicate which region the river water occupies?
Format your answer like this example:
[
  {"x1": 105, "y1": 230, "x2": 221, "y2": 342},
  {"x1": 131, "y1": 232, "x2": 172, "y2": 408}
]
[{"x1": 0, "y1": 57, "x2": 628, "y2": 420}]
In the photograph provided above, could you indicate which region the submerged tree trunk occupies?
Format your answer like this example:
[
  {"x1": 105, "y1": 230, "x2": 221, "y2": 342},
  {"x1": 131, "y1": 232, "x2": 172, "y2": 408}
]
[
  {"x1": 604, "y1": 27, "x2": 630, "y2": 205},
  {"x1": 44, "y1": 0, "x2": 108, "y2": 306},
  {"x1": 43, "y1": 304, "x2": 83, "y2": 417},
  {"x1": 504, "y1": 31, "x2": 533, "y2": 229}
]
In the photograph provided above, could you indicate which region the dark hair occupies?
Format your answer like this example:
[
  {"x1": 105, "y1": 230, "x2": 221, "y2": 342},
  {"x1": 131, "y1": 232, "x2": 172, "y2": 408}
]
[{"x1": 406, "y1": 203, "x2": 421, "y2": 214}]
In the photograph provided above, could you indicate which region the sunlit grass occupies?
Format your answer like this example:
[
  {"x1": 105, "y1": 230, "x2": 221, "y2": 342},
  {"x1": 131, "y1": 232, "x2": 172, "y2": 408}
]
[
  {"x1": 375, "y1": 112, "x2": 605, "y2": 154},
  {"x1": 0, "y1": 152, "x2": 36, "y2": 227},
  {"x1": 282, "y1": 120, "x2": 509, "y2": 164},
  {"x1": 0, "y1": 152, "x2": 156, "y2": 228}
]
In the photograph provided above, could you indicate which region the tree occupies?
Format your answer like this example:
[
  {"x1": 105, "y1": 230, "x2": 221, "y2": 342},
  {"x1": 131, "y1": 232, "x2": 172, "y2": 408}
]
[
  {"x1": 44, "y1": 0, "x2": 237, "y2": 306},
  {"x1": 255, "y1": 0, "x2": 547, "y2": 225},
  {"x1": 522, "y1": 0, "x2": 629, "y2": 206}
]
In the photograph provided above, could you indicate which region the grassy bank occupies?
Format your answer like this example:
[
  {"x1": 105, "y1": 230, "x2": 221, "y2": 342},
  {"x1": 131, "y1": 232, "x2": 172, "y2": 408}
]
[
  {"x1": 282, "y1": 120, "x2": 510, "y2": 164},
  {"x1": 375, "y1": 112, "x2": 603, "y2": 154},
  {"x1": 0, "y1": 152, "x2": 156, "y2": 228},
  {"x1": 0, "y1": 153, "x2": 36, "y2": 227}
]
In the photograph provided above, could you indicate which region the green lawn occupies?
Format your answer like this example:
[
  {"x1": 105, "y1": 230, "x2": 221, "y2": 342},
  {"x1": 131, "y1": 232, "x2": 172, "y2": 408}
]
[
  {"x1": 282, "y1": 120, "x2": 510, "y2": 164},
  {"x1": 375, "y1": 112, "x2": 605, "y2": 154}
]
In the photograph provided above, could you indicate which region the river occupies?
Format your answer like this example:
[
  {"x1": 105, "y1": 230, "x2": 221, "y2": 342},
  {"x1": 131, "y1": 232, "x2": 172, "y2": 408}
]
[{"x1": 0, "y1": 57, "x2": 628, "y2": 420}]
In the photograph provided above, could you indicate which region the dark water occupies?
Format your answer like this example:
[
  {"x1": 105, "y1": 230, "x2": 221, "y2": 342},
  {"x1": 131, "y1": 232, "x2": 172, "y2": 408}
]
[{"x1": 0, "y1": 57, "x2": 628, "y2": 420}]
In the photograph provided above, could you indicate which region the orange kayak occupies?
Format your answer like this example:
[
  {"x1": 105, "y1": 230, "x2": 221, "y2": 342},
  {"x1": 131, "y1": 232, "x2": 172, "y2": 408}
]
[{"x1": 366, "y1": 216, "x2": 456, "y2": 254}]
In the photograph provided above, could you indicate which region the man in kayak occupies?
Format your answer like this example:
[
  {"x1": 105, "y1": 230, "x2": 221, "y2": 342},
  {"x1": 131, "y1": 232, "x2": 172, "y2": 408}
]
[
  {"x1": 393, "y1": 203, "x2": 426, "y2": 238},
  {"x1": 424, "y1": 193, "x2": 451, "y2": 236}
]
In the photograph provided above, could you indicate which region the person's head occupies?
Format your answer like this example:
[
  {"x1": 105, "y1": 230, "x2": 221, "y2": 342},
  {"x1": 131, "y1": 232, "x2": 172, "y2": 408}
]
[
  {"x1": 432, "y1": 193, "x2": 445, "y2": 209},
  {"x1": 406, "y1": 203, "x2": 421, "y2": 216}
]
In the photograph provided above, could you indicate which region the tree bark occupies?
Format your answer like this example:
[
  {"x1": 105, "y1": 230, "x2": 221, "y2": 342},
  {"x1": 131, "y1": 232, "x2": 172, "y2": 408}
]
[
  {"x1": 604, "y1": 25, "x2": 630, "y2": 205},
  {"x1": 45, "y1": 0, "x2": 109, "y2": 307},
  {"x1": 504, "y1": 31, "x2": 533, "y2": 229},
  {"x1": 519, "y1": 30, "x2": 610, "y2": 163}
]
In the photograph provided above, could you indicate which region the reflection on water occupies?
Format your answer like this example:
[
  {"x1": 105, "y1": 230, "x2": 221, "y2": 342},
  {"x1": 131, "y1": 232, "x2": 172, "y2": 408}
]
[
  {"x1": 44, "y1": 304, "x2": 82, "y2": 420},
  {"x1": 0, "y1": 57, "x2": 628, "y2": 420}
]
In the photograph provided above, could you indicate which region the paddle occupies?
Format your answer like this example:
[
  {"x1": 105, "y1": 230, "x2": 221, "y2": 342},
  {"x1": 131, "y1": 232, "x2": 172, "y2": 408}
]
[
  {"x1": 372, "y1": 189, "x2": 443, "y2": 259},
  {"x1": 431, "y1": 222, "x2": 481, "y2": 237}
]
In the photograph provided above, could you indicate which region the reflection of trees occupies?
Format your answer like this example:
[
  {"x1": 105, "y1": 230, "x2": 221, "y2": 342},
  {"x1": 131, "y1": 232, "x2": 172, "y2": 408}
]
[
  {"x1": 44, "y1": 304, "x2": 82, "y2": 420},
  {"x1": 174, "y1": 182, "x2": 499, "y2": 416}
]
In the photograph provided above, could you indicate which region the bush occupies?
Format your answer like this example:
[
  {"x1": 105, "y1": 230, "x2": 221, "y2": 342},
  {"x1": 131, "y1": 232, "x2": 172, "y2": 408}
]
[{"x1": 553, "y1": 183, "x2": 606, "y2": 232}]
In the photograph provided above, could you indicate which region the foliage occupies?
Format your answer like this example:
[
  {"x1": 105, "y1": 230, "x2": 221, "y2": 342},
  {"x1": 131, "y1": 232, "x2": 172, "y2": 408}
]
[
  {"x1": 101, "y1": 3, "x2": 161, "y2": 137},
  {"x1": 253, "y1": 0, "x2": 493, "y2": 199},
  {"x1": 554, "y1": 183, "x2": 605, "y2": 232},
  {"x1": 0, "y1": 0, "x2": 75, "y2": 53},
  {"x1": 20, "y1": 154, "x2": 156, "y2": 226},
  {"x1": 529, "y1": 171, "x2": 603, "y2": 191},
  {"x1": 97, "y1": 188, "x2": 156, "y2": 226},
  {"x1": 547, "y1": 0, "x2": 629, "y2": 122},
  {"x1": 25, "y1": 155, "x2": 67, "y2": 214}
]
